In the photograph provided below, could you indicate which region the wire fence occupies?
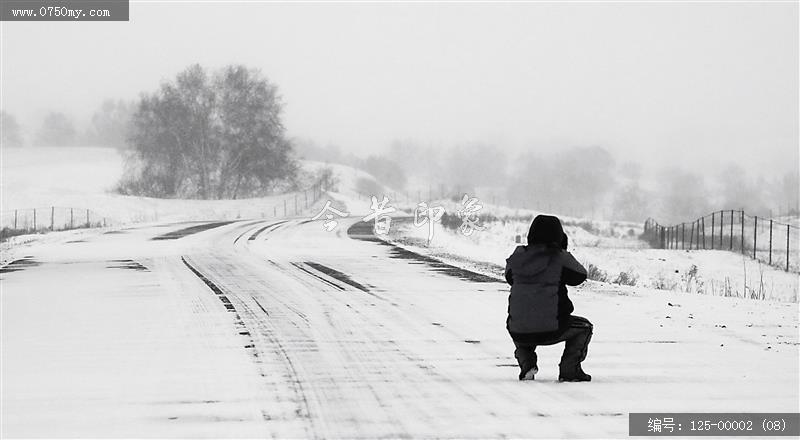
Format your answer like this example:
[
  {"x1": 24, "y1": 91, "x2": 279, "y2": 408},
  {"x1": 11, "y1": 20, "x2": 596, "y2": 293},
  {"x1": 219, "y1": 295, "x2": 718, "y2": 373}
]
[
  {"x1": 1, "y1": 180, "x2": 327, "y2": 241},
  {"x1": 643, "y1": 210, "x2": 800, "y2": 272},
  {"x1": 1, "y1": 207, "x2": 111, "y2": 239}
]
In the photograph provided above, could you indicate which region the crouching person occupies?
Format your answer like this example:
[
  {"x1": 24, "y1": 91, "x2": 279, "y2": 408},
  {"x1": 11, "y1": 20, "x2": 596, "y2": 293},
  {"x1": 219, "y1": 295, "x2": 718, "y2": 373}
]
[{"x1": 505, "y1": 215, "x2": 592, "y2": 382}]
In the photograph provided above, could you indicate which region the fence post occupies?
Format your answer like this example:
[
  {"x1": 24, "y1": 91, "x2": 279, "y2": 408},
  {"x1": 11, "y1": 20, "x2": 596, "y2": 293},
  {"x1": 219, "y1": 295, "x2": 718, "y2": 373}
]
[
  {"x1": 656, "y1": 225, "x2": 660, "y2": 247},
  {"x1": 689, "y1": 221, "x2": 695, "y2": 250},
  {"x1": 787, "y1": 225, "x2": 790, "y2": 272},
  {"x1": 660, "y1": 226, "x2": 665, "y2": 249},
  {"x1": 14, "y1": 210, "x2": 17, "y2": 230},
  {"x1": 33, "y1": 209, "x2": 37, "y2": 231},
  {"x1": 284, "y1": 199, "x2": 287, "y2": 217},
  {"x1": 657, "y1": 225, "x2": 661, "y2": 247},
  {"x1": 730, "y1": 210, "x2": 734, "y2": 250},
  {"x1": 711, "y1": 212, "x2": 715, "y2": 249},
  {"x1": 696, "y1": 220, "x2": 701, "y2": 249},
  {"x1": 701, "y1": 217, "x2": 705, "y2": 249},
  {"x1": 753, "y1": 216, "x2": 758, "y2": 260},
  {"x1": 681, "y1": 223, "x2": 685, "y2": 250},
  {"x1": 86, "y1": 209, "x2": 90, "y2": 228},
  {"x1": 304, "y1": 190, "x2": 308, "y2": 208},
  {"x1": 294, "y1": 194, "x2": 298, "y2": 214},
  {"x1": 718, "y1": 211, "x2": 723, "y2": 249},
  {"x1": 768, "y1": 219, "x2": 773, "y2": 265},
  {"x1": 70, "y1": 208, "x2": 74, "y2": 229},
  {"x1": 740, "y1": 211, "x2": 745, "y2": 254},
  {"x1": 50, "y1": 206, "x2": 55, "y2": 231}
]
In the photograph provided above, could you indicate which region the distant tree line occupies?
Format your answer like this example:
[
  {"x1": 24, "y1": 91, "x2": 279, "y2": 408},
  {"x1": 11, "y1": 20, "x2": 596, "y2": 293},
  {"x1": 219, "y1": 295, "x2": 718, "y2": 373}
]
[
  {"x1": 298, "y1": 137, "x2": 798, "y2": 223},
  {"x1": 1, "y1": 100, "x2": 133, "y2": 149},
  {"x1": 1, "y1": 111, "x2": 23, "y2": 147},
  {"x1": 3, "y1": 63, "x2": 300, "y2": 201}
]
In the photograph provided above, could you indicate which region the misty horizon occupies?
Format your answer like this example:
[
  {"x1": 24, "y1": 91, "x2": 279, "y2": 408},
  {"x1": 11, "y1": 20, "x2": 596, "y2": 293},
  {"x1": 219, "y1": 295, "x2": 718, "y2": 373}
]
[{"x1": 2, "y1": 2, "x2": 797, "y2": 177}]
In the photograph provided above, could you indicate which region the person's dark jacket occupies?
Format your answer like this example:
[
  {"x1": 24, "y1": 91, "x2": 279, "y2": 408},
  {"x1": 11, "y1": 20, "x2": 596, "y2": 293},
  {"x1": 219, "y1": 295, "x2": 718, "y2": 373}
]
[{"x1": 505, "y1": 215, "x2": 587, "y2": 343}]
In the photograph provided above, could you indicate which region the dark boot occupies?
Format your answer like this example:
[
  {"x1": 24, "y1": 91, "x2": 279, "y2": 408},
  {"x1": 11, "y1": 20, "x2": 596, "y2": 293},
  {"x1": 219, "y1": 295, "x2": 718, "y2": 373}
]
[
  {"x1": 559, "y1": 365, "x2": 591, "y2": 382},
  {"x1": 558, "y1": 317, "x2": 592, "y2": 381},
  {"x1": 514, "y1": 342, "x2": 538, "y2": 381},
  {"x1": 519, "y1": 364, "x2": 538, "y2": 381}
]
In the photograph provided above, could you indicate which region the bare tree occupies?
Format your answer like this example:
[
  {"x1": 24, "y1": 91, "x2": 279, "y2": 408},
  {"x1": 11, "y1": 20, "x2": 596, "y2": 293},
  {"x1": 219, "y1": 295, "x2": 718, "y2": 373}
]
[
  {"x1": 777, "y1": 170, "x2": 800, "y2": 215},
  {"x1": 446, "y1": 143, "x2": 507, "y2": 190},
  {"x1": 613, "y1": 182, "x2": 650, "y2": 222},
  {"x1": 552, "y1": 146, "x2": 616, "y2": 209},
  {"x1": 506, "y1": 146, "x2": 615, "y2": 215},
  {"x1": 214, "y1": 65, "x2": 296, "y2": 198},
  {"x1": 88, "y1": 99, "x2": 134, "y2": 148},
  {"x1": 612, "y1": 161, "x2": 650, "y2": 221},
  {"x1": 364, "y1": 155, "x2": 407, "y2": 190},
  {"x1": 658, "y1": 167, "x2": 709, "y2": 223},
  {"x1": 387, "y1": 139, "x2": 442, "y2": 183},
  {"x1": 122, "y1": 64, "x2": 297, "y2": 199},
  {"x1": 35, "y1": 112, "x2": 76, "y2": 146},
  {"x1": 506, "y1": 151, "x2": 557, "y2": 209},
  {"x1": 0, "y1": 111, "x2": 23, "y2": 147}
]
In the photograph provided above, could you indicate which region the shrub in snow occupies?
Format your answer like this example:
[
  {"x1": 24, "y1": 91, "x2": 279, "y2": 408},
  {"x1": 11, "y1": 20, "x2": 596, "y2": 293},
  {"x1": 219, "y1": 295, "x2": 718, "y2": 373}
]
[
  {"x1": 585, "y1": 262, "x2": 609, "y2": 283},
  {"x1": 612, "y1": 270, "x2": 638, "y2": 286}
]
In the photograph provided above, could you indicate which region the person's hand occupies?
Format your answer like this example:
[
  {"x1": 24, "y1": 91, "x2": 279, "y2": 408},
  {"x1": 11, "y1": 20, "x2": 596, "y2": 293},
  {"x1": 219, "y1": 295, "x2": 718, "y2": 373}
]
[{"x1": 561, "y1": 233, "x2": 569, "y2": 250}]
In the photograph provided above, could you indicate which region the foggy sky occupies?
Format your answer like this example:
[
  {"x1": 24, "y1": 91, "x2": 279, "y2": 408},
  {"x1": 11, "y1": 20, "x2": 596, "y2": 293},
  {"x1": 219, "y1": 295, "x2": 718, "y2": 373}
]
[{"x1": 2, "y1": 2, "x2": 797, "y2": 174}]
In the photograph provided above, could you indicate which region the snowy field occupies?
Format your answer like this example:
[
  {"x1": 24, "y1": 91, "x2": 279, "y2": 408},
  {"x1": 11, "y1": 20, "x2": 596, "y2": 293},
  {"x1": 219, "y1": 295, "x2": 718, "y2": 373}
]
[
  {"x1": 387, "y1": 215, "x2": 799, "y2": 303},
  {"x1": 1, "y1": 147, "x2": 331, "y2": 226},
  {"x1": 1, "y1": 148, "x2": 799, "y2": 437},
  {"x1": 2, "y1": 217, "x2": 798, "y2": 438}
]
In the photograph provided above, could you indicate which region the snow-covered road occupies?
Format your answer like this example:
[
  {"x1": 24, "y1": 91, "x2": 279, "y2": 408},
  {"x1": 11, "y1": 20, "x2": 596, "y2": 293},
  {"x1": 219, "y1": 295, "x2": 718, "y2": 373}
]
[{"x1": 2, "y1": 218, "x2": 798, "y2": 438}]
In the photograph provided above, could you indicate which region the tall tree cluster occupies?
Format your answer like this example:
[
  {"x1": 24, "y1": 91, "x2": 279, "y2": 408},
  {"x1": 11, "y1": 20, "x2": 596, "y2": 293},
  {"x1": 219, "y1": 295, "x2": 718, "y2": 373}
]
[
  {"x1": 0, "y1": 111, "x2": 24, "y2": 147},
  {"x1": 88, "y1": 99, "x2": 134, "y2": 148},
  {"x1": 121, "y1": 64, "x2": 297, "y2": 199},
  {"x1": 35, "y1": 112, "x2": 77, "y2": 146},
  {"x1": 505, "y1": 146, "x2": 617, "y2": 216}
]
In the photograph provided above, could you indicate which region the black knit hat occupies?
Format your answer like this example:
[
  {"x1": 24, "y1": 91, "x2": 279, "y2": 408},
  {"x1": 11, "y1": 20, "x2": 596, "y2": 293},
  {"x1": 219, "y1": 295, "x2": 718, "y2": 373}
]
[{"x1": 527, "y1": 215, "x2": 564, "y2": 246}]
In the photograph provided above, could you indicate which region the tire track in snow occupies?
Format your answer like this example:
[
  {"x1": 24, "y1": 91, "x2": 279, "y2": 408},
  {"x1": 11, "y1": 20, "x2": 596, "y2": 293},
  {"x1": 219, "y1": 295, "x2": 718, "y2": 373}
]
[
  {"x1": 346, "y1": 220, "x2": 499, "y2": 283},
  {"x1": 266, "y1": 258, "x2": 444, "y2": 435},
  {"x1": 182, "y1": 219, "x2": 657, "y2": 436},
  {"x1": 269, "y1": 255, "x2": 507, "y2": 434},
  {"x1": 297, "y1": 260, "x2": 397, "y2": 305},
  {"x1": 180, "y1": 255, "x2": 318, "y2": 438},
  {"x1": 289, "y1": 261, "x2": 346, "y2": 291},
  {"x1": 151, "y1": 221, "x2": 237, "y2": 240},
  {"x1": 231, "y1": 220, "x2": 277, "y2": 245},
  {"x1": 188, "y1": 253, "x2": 459, "y2": 436},
  {"x1": 0, "y1": 256, "x2": 41, "y2": 275},
  {"x1": 248, "y1": 220, "x2": 289, "y2": 241}
]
